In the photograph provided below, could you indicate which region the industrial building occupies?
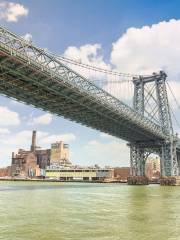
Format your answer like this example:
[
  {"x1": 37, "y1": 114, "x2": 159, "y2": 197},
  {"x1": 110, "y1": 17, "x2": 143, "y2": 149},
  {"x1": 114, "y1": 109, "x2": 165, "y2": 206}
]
[
  {"x1": 11, "y1": 130, "x2": 71, "y2": 178},
  {"x1": 11, "y1": 130, "x2": 50, "y2": 177},
  {"x1": 50, "y1": 141, "x2": 71, "y2": 166},
  {"x1": 11, "y1": 150, "x2": 40, "y2": 177}
]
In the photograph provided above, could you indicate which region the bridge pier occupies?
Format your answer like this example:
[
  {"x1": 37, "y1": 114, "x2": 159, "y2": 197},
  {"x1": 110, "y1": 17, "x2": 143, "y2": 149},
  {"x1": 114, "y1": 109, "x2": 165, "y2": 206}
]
[
  {"x1": 130, "y1": 145, "x2": 146, "y2": 177},
  {"x1": 128, "y1": 144, "x2": 149, "y2": 185},
  {"x1": 128, "y1": 138, "x2": 180, "y2": 185}
]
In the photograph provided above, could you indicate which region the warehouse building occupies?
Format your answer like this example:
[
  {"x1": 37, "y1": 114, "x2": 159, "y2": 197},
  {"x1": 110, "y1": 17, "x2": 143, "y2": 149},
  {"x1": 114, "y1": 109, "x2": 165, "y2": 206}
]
[{"x1": 46, "y1": 167, "x2": 113, "y2": 181}]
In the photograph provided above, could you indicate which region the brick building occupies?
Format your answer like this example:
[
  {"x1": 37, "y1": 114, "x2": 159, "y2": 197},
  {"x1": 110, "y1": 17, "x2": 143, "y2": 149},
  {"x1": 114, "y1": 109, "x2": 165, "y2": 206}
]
[
  {"x1": 0, "y1": 166, "x2": 11, "y2": 177},
  {"x1": 113, "y1": 167, "x2": 130, "y2": 181},
  {"x1": 11, "y1": 150, "x2": 40, "y2": 177},
  {"x1": 11, "y1": 130, "x2": 50, "y2": 178}
]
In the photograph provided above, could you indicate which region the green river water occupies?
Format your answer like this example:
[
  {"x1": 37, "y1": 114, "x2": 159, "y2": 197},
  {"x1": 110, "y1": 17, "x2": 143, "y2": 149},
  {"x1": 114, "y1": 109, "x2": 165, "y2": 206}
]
[{"x1": 0, "y1": 181, "x2": 180, "y2": 240}]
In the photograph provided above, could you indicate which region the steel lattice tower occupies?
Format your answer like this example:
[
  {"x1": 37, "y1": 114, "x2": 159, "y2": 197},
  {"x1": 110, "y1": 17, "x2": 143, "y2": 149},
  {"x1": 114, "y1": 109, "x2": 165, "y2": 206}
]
[{"x1": 131, "y1": 71, "x2": 180, "y2": 177}]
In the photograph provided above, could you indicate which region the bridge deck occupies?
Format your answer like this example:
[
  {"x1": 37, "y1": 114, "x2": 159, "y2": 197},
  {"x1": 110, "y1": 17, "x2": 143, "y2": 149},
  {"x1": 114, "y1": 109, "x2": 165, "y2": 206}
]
[{"x1": 0, "y1": 26, "x2": 166, "y2": 142}]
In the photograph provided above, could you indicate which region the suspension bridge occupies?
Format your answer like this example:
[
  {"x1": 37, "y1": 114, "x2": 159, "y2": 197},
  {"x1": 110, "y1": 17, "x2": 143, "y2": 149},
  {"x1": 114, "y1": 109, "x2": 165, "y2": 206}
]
[{"x1": 0, "y1": 26, "x2": 180, "y2": 178}]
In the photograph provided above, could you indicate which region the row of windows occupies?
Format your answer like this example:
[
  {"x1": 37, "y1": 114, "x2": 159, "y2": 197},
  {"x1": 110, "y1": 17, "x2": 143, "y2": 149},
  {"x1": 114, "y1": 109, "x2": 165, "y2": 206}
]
[{"x1": 46, "y1": 169, "x2": 109, "y2": 173}]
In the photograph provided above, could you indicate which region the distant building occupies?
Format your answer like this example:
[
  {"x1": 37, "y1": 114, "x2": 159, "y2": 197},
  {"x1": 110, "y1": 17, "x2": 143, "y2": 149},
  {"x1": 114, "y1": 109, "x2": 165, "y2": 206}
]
[
  {"x1": 113, "y1": 167, "x2": 130, "y2": 181},
  {"x1": 50, "y1": 141, "x2": 71, "y2": 166},
  {"x1": 46, "y1": 166, "x2": 113, "y2": 181},
  {"x1": 11, "y1": 150, "x2": 40, "y2": 177},
  {"x1": 145, "y1": 156, "x2": 160, "y2": 180},
  {"x1": 10, "y1": 130, "x2": 73, "y2": 178},
  {"x1": 36, "y1": 149, "x2": 51, "y2": 169},
  {"x1": 30, "y1": 130, "x2": 51, "y2": 169},
  {"x1": 11, "y1": 130, "x2": 50, "y2": 178},
  {"x1": 0, "y1": 166, "x2": 11, "y2": 177}
]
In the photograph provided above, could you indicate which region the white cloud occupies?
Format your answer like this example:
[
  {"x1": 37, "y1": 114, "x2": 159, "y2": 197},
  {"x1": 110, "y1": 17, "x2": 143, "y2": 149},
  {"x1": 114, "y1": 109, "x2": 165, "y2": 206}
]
[
  {"x1": 64, "y1": 44, "x2": 104, "y2": 65},
  {"x1": 99, "y1": 132, "x2": 117, "y2": 140},
  {"x1": 0, "y1": 128, "x2": 10, "y2": 135},
  {"x1": 39, "y1": 132, "x2": 76, "y2": 145},
  {"x1": 23, "y1": 33, "x2": 32, "y2": 42},
  {"x1": 110, "y1": 19, "x2": 180, "y2": 79},
  {"x1": 84, "y1": 140, "x2": 129, "y2": 167},
  {"x1": 29, "y1": 113, "x2": 53, "y2": 125},
  {"x1": 63, "y1": 43, "x2": 111, "y2": 81},
  {"x1": 0, "y1": 2, "x2": 28, "y2": 22},
  {"x1": 0, "y1": 130, "x2": 32, "y2": 145},
  {"x1": 0, "y1": 106, "x2": 20, "y2": 126}
]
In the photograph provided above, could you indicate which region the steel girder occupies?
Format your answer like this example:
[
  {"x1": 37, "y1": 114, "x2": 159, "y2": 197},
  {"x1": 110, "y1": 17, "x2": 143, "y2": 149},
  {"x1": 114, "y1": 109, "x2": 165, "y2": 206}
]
[{"x1": 0, "y1": 26, "x2": 166, "y2": 142}]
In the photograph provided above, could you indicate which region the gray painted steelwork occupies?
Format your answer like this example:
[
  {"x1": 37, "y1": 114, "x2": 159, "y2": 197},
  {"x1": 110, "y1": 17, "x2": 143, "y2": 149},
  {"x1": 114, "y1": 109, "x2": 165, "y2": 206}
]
[{"x1": 131, "y1": 73, "x2": 180, "y2": 176}]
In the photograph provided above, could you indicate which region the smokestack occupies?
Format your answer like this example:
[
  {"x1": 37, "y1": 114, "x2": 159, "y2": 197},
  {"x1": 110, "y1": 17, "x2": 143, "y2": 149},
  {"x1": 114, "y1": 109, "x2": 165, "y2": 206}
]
[{"x1": 31, "y1": 130, "x2": 36, "y2": 152}]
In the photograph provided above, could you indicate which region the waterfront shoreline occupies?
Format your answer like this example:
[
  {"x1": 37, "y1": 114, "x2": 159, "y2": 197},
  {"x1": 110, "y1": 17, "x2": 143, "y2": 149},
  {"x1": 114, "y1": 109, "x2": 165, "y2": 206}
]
[
  {"x1": 0, "y1": 178, "x2": 128, "y2": 184},
  {"x1": 0, "y1": 178, "x2": 162, "y2": 185}
]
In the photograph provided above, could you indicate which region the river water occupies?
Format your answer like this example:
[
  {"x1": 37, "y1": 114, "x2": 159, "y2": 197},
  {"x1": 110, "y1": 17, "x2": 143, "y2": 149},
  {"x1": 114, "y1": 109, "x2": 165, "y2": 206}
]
[{"x1": 0, "y1": 181, "x2": 180, "y2": 240}]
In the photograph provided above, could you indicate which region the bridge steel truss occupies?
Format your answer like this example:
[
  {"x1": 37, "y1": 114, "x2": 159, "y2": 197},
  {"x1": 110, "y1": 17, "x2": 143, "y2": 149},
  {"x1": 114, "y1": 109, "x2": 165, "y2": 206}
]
[
  {"x1": 131, "y1": 73, "x2": 180, "y2": 176},
  {"x1": 0, "y1": 26, "x2": 179, "y2": 177}
]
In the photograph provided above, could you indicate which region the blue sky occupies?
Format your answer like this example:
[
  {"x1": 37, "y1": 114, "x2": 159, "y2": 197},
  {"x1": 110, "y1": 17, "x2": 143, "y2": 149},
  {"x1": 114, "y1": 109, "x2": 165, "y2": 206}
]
[{"x1": 0, "y1": 0, "x2": 180, "y2": 167}]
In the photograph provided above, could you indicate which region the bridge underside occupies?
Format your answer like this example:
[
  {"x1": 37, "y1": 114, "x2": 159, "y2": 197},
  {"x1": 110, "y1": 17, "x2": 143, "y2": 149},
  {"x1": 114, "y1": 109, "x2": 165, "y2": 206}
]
[{"x1": 0, "y1": 51, "x2": 164, "y2": 143}]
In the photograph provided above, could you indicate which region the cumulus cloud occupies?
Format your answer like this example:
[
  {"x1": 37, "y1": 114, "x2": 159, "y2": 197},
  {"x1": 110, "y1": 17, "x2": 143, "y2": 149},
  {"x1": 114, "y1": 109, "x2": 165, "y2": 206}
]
[
  {"x1": 0, "y1": 2, "x2": 28, "y2": 22},
  {"x1": 63, "y1": 43, "x2": 111, "y2": 81},
  {"x1": 23, "y1": 33, "x2": 32, "y2": 42},
  {"x1": 29, "y1": 113, "x2": 53, "y2": 125},
  {"x1": 110, "y1": 19, "x2": 180, "y2": 79},
  {"x1": 83, "y1": 139, "x2": 129, "y2": 167},
  {"x1": 0, "y1": 128, "x2": 10, "y2": 135},
  {"x1": 0, "y1": 106, "x2": 20, "y2": 126},
  {"x1": 0, "y1": 130, "x2": 76, "y2": 147},
  {"x1": 39, "y1": 132, "x2": 76, "y2": 145},
  {"x1": 64, "y1": 44, "x2": 106, "y2": 66}
]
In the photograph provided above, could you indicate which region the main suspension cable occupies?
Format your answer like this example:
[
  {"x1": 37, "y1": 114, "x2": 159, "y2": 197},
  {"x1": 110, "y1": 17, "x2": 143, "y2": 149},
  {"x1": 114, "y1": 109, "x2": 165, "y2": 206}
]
[
  {"x1": 167, "y1": 81, "x2": 180, "y2": 110},
  {"x1": 47, "y1": 51, "x2": 149, "y2": 79},
  {"x1": 166, "y1": 81, "x2": 180, "y2": 130}
]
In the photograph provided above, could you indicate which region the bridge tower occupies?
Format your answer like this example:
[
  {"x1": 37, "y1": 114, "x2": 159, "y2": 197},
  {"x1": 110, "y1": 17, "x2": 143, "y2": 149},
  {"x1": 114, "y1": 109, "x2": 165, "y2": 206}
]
[{"x1": 130, "y1": 71, "x2": 180, "y2": 177}]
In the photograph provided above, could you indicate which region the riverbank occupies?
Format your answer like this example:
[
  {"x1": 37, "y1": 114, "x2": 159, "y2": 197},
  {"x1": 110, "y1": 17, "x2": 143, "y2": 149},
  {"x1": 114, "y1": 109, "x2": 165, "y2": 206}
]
[{"x1": 0, "y1": 177, "x2": 128, "y2": 184}]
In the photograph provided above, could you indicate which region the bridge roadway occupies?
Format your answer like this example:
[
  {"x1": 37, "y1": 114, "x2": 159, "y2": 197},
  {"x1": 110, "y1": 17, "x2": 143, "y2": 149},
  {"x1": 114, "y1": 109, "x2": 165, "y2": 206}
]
[{"x1": 0, "y1": 26, "x2": 166, "y2": 143}]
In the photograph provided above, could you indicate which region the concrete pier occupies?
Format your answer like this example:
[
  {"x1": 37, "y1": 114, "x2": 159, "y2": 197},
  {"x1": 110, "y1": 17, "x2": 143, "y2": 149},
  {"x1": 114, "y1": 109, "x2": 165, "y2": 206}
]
[
  {"x1": 127, "y1": 176, "x2": 149, "y2": 185},
  {"x1": 160, "y1": 177, "x2": 180, "y2": 186}
]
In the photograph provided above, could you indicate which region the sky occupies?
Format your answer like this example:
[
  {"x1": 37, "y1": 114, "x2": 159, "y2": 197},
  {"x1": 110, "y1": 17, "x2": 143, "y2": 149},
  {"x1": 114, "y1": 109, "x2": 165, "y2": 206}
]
[{"x1": 0, "y1": 0, "x2": 180, "y2": 167}]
